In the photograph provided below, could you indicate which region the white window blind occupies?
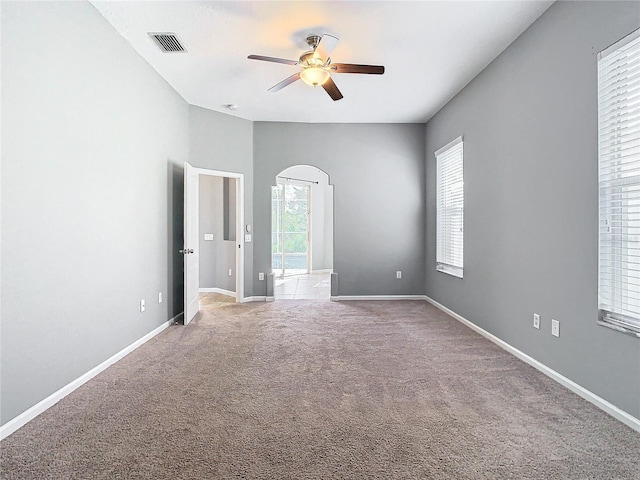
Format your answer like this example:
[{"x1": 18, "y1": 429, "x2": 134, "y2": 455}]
[
  {"x1": 436, "y1": 136, "x2": 464, "y2": 278},
  {"x1": 598, "y1": 29, "x2": 640, "y2": 336}
]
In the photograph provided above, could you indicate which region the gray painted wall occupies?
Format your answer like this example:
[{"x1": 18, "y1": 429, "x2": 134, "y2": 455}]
[
  {"x1": 4, "y1": 0, "x2": 635, "y2": 434},
  {"x1": 1, "y1": 1, "x2": 189, "y2": 424},
  {"x1": 188, "y1": 106, "x2": 254, "y2": 296},
  {"x1": 425, "y1": 0, "x2": 640, "y2": 418},
  {"x1": 254, "y1": 123, "x2": 425, "y2": 296},
  {"x1": 198, "y1": 175, "x2": 236, "y2": 292},
  {"x1": 199, "y1": 176, "x2": 220, "y2": 288}
]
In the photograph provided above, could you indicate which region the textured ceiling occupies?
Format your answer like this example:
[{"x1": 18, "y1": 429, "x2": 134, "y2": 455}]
[{"x1": 91, "y1": 1, "x2": 553, "y2": 123}]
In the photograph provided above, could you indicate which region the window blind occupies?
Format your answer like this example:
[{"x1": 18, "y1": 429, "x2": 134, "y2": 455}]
[
  {"x1": 436, "y1": 136, "x2": 464, "y2": 278},
  {"x1": 598, "y1": 29, "x2": 640, "y2": 336}
]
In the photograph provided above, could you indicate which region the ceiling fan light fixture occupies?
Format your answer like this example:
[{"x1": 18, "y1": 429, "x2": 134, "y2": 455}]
[
  {"x1": 248, "y1": 33, "x2": 384, "y2": 100},
  {"x1": 300, "y1": 67, "x2": 330, "y2": 87}
]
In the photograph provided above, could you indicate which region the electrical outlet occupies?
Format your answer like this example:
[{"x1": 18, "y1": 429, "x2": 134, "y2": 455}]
[
  {"x1": 158, "y1": 292, "x2": 163, "y2": 304},
  {"x1": 551, "y1": 319, "x2": 560, "y2": 337},
  {"x1": 533, "y1": 313, "x2": 540, "y2": 329},
  {"x1": 139, "y1": 299, "x2": 146, "y2": 313},
  {"x1": 228, "y1": 268, "x2": 233, "y2": 276},
  {"x1": 259, "y1": 272, "x2": 265, "y2": 281},
  {"x1": 396, "y1": 271, "x2": 402, "y2": 279},
  {"x1": 204, "y1": 233, "x2": 214, "y2": 241}
]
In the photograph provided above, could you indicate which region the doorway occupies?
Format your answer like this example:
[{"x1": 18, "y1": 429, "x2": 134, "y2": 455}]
[
  {"x1": 182, "y1": 163, "x2": 244, "y2": 325},
  {"x1": 272, "y1": 182, "x2": 310, "y2": 277},
  {"x1": 271, "y1": 165, "x2": 333, "y2": 300}
]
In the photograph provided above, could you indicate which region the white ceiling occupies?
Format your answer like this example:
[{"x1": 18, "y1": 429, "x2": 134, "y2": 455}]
[{"x1": 91, "y1": 1, "x2": 553, "y2": 124}]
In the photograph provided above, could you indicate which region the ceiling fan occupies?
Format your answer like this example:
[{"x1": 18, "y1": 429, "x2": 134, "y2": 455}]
[{"x1": 248, "y1": 34, "x2": 385, "y2": 101}]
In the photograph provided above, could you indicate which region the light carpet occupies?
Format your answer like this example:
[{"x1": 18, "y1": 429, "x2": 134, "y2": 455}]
[{"x1": 1, "y1": 300, "x2": 638, "y2": 479}]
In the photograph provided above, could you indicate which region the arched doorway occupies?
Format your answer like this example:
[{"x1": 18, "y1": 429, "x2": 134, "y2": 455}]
[{"x1": 271, "y1": 165, "x2": 333, "y2": 300}]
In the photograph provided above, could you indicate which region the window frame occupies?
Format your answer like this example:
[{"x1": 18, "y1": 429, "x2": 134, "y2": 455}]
[
  {"x1": 435, "y1": 136, "x2": 464, "y2": 279},
  {"x1": 597, "y1": 28, "x2": 640, "y2": 337}
]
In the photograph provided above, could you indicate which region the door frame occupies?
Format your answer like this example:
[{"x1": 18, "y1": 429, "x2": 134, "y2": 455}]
[{"x1": 192, "y1": 166, "x2": 245, "y2": 302}]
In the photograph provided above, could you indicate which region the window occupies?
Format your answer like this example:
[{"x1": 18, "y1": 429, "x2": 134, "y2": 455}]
[
  {"x1": 436, "y1": 136, "x2": 464, "y2": 278},
  {"x1": 598, "y1": 29, "x2": 640, "y2": 336}
]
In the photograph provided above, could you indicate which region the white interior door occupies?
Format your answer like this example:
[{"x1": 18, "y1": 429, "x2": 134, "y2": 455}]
[{"x1": 183, "y1": 162, "x2": 199, "y2": 325}]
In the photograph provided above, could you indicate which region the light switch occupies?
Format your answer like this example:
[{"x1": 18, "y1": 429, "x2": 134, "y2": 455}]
[
  {"x1": 245, "y1": 234, "x2": 252, "y2": 242},
  {"x1": 551, "y1": 319, "x2": 560, "y2": 338},
  {"x1": 204, "y1": 233, "x2": 214, "y2": 241}
]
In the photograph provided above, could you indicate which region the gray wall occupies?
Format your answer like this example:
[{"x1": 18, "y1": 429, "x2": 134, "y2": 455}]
[
  {"x1": 1, "y1": 1, "x2": 189, "y2": 424},
  {"x1": 188, "y1": 106, "x2": 254, "y2": 296},
  {"x1": 254, "y1": 123, "x2": 425, "y2": 296},
  {"x1": 425, "y1": 0, "x2": 640, "y2": 418},
  {"x1": 198, "y1": 175, "x2": 236, "y2": 292}
]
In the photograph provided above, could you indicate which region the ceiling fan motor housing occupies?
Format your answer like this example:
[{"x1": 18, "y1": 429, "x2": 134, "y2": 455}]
[
  {"x1": 306, "y1": 35, "x2": 322, "y2": 49},
  {"x1": 299, "y1": 51, "x2": 325, "y2": 68}
]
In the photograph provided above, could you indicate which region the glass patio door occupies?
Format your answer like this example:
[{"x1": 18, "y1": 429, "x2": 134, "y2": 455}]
[{"x1": 272, "y1": 183, "x2": 310, "y2": 277}]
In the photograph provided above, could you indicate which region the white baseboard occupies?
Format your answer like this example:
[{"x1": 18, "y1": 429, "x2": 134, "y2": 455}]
[
  {"x1": 333, "y1": 295, "x2": 428, "y2": 301},
  {"x1": 5, "y1": 298, "x2": 636, "y2": 440},
  {"x1": 242, "y1": 296, "x2": 267, "y2": 302},
  {"x1": 0, "y1": 313, "x2": 180, "y2": 441},
  {"x1": 311, "y1": 269, "x2": 333, "y2": 274},
  {"x1": 424, "y1": 296, "x2": 640, "y2": 433},
  {"x1": 199, "y1": 287, "x2": 236, "y2": 297},
  {"x1": 266, "y1": 296, "x2": 275, "y2": 303}
]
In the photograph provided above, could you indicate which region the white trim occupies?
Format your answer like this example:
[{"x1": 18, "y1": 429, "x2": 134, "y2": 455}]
[
  {"x1": 424, "y1": 296, "x2": 640, "y2": 433},
  {"x1": 0, "y1": 314, "x2": 180, "y2": 440},
  {"x1": 436, "y1": 263, "x2": 464, "y2": 279},
  {"x1": 266, "y1": 296, "x2": 275, "y2": 303},
  {"x1": 332, "y1": 295, "x2": 428, "y2": 301},
  {"x1": 236, "y1": 175, "x2": 245, "y2": 302},
  {"x1": 308, "y1": 186, "x2": 312, "y2": 275},
  {"x1": 199, "y1": 287, "x2": 236, "y2": 297},
  {"x1": 242, "y1": 296, "x2": 267, "y2": 302},
  {"x1": 434, "y1": 135, "x2": 463, "y2": 157},
  {"x1": 193, "y1": 167, "x2": 245, "y2": 303},
  {"x1": 598, "y1": 27, "x2": 640, "y2": 60},
  {"x1": 193, "y1": 167, "x2": 244, "y2": 179},
  {"x1": 311, "y1": 269, "x2": 333, "y2": 274}
]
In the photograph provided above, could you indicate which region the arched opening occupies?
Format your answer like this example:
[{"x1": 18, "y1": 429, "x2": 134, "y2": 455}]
[{"x1": 271, "y1": 165, "x2": 334, "y2": 300}]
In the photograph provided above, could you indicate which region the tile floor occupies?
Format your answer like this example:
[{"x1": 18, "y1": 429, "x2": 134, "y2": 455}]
[
  {"x1": 274, "y1": 271, "x2": 331, "y2": 300},
  {"x1": 197, "y1": 272, "x2": 332, "y2": 307}
]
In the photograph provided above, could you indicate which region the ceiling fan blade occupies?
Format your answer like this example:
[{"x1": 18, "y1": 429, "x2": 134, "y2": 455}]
[
  {"x1": 268, "y1": 72, "x2": 301, "y2": 92},
  {"x1": 322, "y1": 76, "x2": 343, "y2": 101},
  {"x1": 314, "y1": 34, "x2": 339, "y2": 63},
  {"x1": 248, "y1": 54, "x2": 298, "y2": 66},
  {"x1": 330, "y1": 63, "x2": 385, "y2": 75}
]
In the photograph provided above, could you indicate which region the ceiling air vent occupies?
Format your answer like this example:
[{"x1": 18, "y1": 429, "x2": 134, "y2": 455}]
[{"x1": 148, "y1": 33, "x2": 186, "y2": 52}]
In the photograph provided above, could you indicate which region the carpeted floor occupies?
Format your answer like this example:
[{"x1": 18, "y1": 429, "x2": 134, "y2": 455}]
[{"x1": 1, "y1": 300, "x2": 639, "y2": 479}]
